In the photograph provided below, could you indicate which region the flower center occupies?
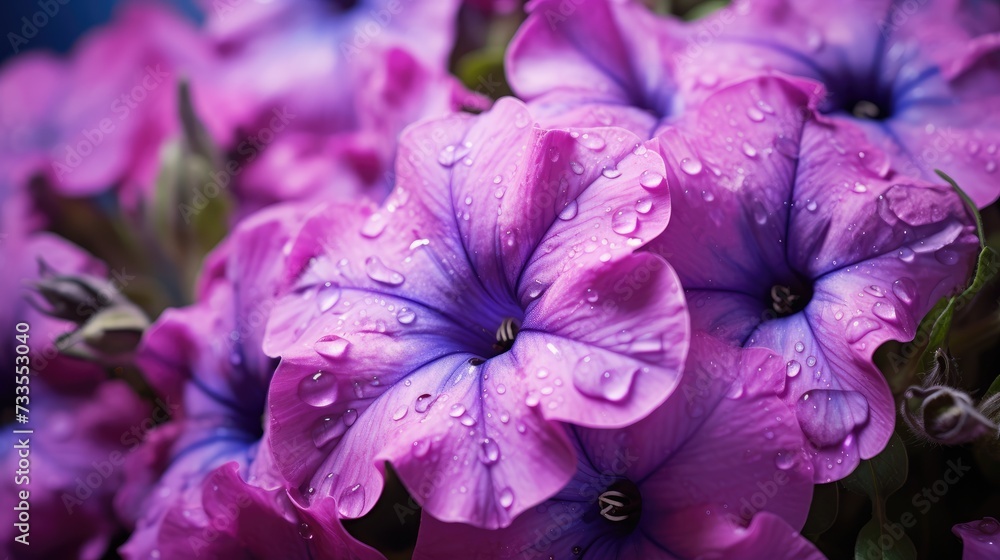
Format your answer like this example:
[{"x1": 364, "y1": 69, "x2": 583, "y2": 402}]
[
  {"x1": 493, "y1": 317, "x2": 521, "y2": 353},
  {"x1": 769, "y1": 281, "x2": 812, "y2": 318},
  {"x1": 328, "y1": 0, "x2": 360, "y2": 12},
  {"x1": 597, "y1": 479, "x2": 642, "y2": 530}
]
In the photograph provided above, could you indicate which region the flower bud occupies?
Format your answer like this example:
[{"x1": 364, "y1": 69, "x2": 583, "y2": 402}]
[{"x1": 902, "y1": 386, "x2": 998, "y2": 445}]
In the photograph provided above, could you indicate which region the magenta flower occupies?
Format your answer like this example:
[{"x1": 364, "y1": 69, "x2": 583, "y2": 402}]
[
  {"x1": 413, "y1": 335, "x2": 822, "y2": 560},
  {"x1": 506, "y1": 0, "x2": 691, "y2": 136},
  {"x1": 0, "y1": 235, "x2": 149, "y2": 559},
  {"x1": 647, "y1": 75, "x2": 979, "y2": 481},
  {"x1": 120, "y1": 205, "x2": 375, "y2": 558},
  {"x1": 199, "y1": 0, "x2": 479, "y2": 212},
  {"x1": 0, "y1": 3, "x2": 228, "y2": 205},
  {"x1": 263, "y1": 98, "x2": 689, "y2": 529},
  {"x1": 954, "y1": 517, "x2": 1000, "y2": 560},
  {"x1": 694, "y1": 0, "x2": 1000, "y2": 207},
  {"x1": 0, "y1": 380, "x2": 150, "y2": 560}
]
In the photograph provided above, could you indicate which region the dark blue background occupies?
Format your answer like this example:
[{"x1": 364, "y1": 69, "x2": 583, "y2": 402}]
[{"x1": 1, "y1": 0, "x2": 201, "y2": 64}]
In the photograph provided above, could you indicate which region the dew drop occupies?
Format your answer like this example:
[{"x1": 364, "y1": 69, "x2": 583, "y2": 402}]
[
  {"x1": 392, "y1": 405, "x2": 408, "y2": 421},
  {"x1": 558, "y1": 200, "x2": 579, "y2": 220},
  {"x1": 635, "y1": 198, "x2": 653, "y2": 214},
  {"x1": 311, "y1": 415, "x2": 347, "y2": 447},
  {"x1": 639, "y1": 171, "x2": 665, "y2": 190},
  {"x1": 397, "y1": 307, "x2": 416, "y2": 324},
  {"x1": 298, "y1": 371, "x2": 338, "y2": 407},
  {"x1": 775, "y1": 450, "x2": 796, "y2": 470},
  {"x1": 794, "y1": 341, "x2": 805, "y2": 353},
  {"x1": 338, "y1": 484, "x2": 366, "y2": 518},
  {"x1": 872, "y1": 302, "x2": 897, "y2": 322},
  {"x1": 365, "y1": 256, "x2": 405, "y2": 286},
  {"x1": 343, "y1": 408, "x2": 358, "y2": 427},
  {"x1": 413, "y1": 439, "x2": 430, "y2": 457},
  {"x1": 449, "y1": 404, "x2": 466, "y2": 418},
  {"x1": 298, "y1": 522, "x2": 314, "y2": 540},
  {"x1": 680, "y1": 158, "x2": 703, "y2": 175},
  {"x1": 786, "y1": 360, "x2": 801, "y2": 378},
  {"x1": 746, "y1": 106, "x2": 765, "y2": 121},
  {"x1": 361, "y1": 212, "x2": 387, "y2": 238},
  {"x1": 896, "y1": 246, "x2": 915, "y2": 262},
  {"x1": 601, "y1": 167, "x2": 622, "y2": 179},
  {"x1": 845, "y1": 317, "x2": 881, "y2": 343},
  {"x1": 315, "y1": 335, "x2": 350, "y2": 359},
  {"x1": 479, "y1": 438, "x2": 500, "y2": 465},
  {"x1": 611, "y1": 208, "x2": 638, "y2": 234},
  {"x1": 742, "y1": 141, "x2": 758, "y2": 158},
  {"x1": 570, "y1": 161, "x2": 585, "y2": 175},
  {"x1": 852, "y1": 182, "x2": 868, "y2": 193},
  {"x1": 577, "y1": 133, "x2": 606, "y2": 151},
  {"x1": 499, "y1": 487, "x2": 514, "y2": 508},
  {"x1": 317, "y1": 282, "x2": 341, "y2": 312},
  {"x1": 892, "y1": 278, "x2": 917, "y2": 305}
]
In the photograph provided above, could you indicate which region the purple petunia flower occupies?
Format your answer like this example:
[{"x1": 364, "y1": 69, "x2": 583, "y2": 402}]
[
  {"x1": 0, "y1": 235, "x2": 150, "y2": 560},
  {"x1": 198, "y1": 0, "x2": 481, "y2": 213},
  {"x1": 692, "y1": 0, "x2": 1000, "y2": 207},
  {"x1": 509, "y1": 0, "x2": 1000, "y2": 207},
  {"x1": 119, "y1": 205, "x2": 377, "y2": 559},
  {"x1": 954, "y1": 517, "x2": 1000, "y2": 560},
  {"x1": 506, "y1": 0, "x2": 692, "y2": 136},
  {"x1": 647, "y1": 75, "x2": 979, "y2": 481},
  {"x1": 0, "y1": 3, "x2": 230, "y2": 205},
  {"x1": 413, "y1": 335, "x2": 823, "y2": 560},
  {"x1": 263, "y1": 97, "x2": 690, "y2": 529}
]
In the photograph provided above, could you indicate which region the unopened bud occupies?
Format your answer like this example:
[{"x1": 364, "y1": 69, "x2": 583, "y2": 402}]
[{"x1": 902, "y1": 386, "x2": 998, "y2": 445}]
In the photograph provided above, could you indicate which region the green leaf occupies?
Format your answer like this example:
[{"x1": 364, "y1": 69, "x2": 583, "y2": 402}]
[
  {"x1": 842, "y1": 432, "x2": 908, "y2": 499},
  {"x1": 853, "y1": 517, "x2": 917, "y2": 560},
  {"x1": 683, "y1": 0, "x2": 730, "y2": 20},
  {"x1": 911, "y1": 245, "x2": 999, "y2": 375},
  {"x1": 935, "y1": 169, "x2": 984, "y2": 248},
  {"x1": 803, "y1": 482, "x2": 839, "y2": 540},
  {"x1": 844, "y1": 433, "x2": 915, "y2": 560}
]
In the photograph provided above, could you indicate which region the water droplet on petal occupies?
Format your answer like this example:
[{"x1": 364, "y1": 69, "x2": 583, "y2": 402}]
[
  {"x1": 449, "y1": 404, "x2": 466, "y2": 418},
  {"x1": 570, "y1": 161, "x2": 585, "y2": 175},
  {"x1": 312, "y1": 415, "x2": 347, "y2": 447},
  {"x1": 640, "y1": 171, "x2": 665, "y2": 190},
  {"x1": 635, "y1": 198, "x2": 652, "y2": 214},
  {"x1": 742, "y1": 141, "x2": 758, "y2": 158},
  {"x1": 499, "y1": 487, "x2": 514, "y2": 508},
  {"x1": 852, "y1": 182, "x2": 868, "y2": 193},
  {"x1": 612, "y1": 208, "x2": 638, "y2": 234},
  {"x1": 746, "y1": 106, "x2": 765, "y2": 121},
  {"x1": 577, "y1": 133, "x2": 606, "y2": 151},
  {"x1": 602, "y1": 167, "x2": 622, "y2": 179},
  {"x1": 365, "y1": 256, "x2": 405, "y2": 286},
  {"x1": 361, "y1": 212, "x2": 387, "y2": 238},
  {"x1": 317, "y1": 282, "x2": 341, "y2": 312},
  {"x1": 343, "y1": 408, "x2": 359, "y2": 427},
  {"x1": 806, "y1": 200, "x2": 818, "y2": 212},
  {"x1": 414, "y1": 394, "x2": 433, "y2": 413},
  {"x1": 413, "y1": 439, "x2": 430, "y2": 457},
  {"x1": 935, "y1": 248, "x2": 959, "y2": 265},
  {"x1": 794, "y1": 341, "x2": 805, "y2": 353},
  {"x1": 775, "y1": 450, "x2": 796, "y2": 470},
  {"x1": 338, "y1": 484, "x2": 366, "y2": 518},
  {"x1": 892, "y1": 278, "x2": 917, "y2": 305},
  {"x1": 315, "y1": 335, "x2": 350, "y2": 359},
  {"x1": 298, "y1": 522, "x2": 314, "y2": 540},
  {"x1": 558, "y1": 200, "x2": 579, "y2": 220},
  {"x1": 479, "y1": 438, "x2": 500, "y2": 465},
  {"x1": 786, "y1": 360, "x2": 801, "y2": 378},
  {"x1": 298, "y1": 371, "x2": 338, "y2": 407},
  {"x1": 680, "y1": 158, "x2": 703, "y2": 175},
  {"x1": 392, "y1": 405, "x2": 408, "y2": 421},
  {"x1": 796, "y1": 389, "x2": 869, "y2": 448},
  {"x1": 845, "y1": 317, "x2": 881, "y2": 343},
  {"x1": 896, "y1": 246, "x2": 915, "y2": 262},
  {"x1": 397, "y1": 307, "x2": 416, "y2": 324}
]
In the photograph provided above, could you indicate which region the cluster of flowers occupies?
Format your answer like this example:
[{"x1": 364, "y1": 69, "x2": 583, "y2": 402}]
[{"x1": 2, "y1": 0, "x2": 999, "y2": 558}]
